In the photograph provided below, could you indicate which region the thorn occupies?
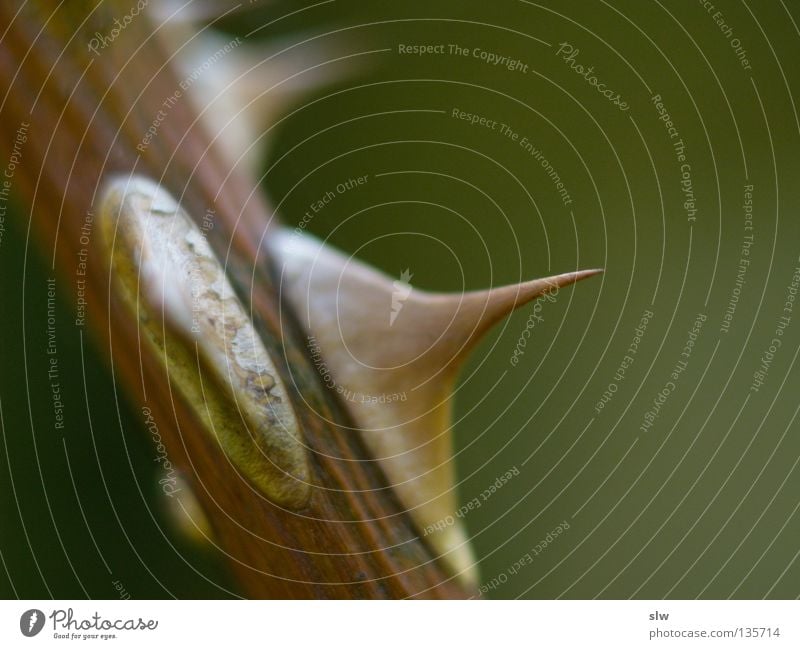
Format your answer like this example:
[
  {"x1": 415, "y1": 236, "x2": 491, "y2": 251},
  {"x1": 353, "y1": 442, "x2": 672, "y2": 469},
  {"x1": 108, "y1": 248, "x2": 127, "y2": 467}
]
[
  {"x1": 419, "y1": 267, "x2": 604, "y2": 362},
  {"x1": 269, "y1": 229, "x2": 601, "y2": 586},
  {"x1": 155, "y1": 24, "x2": 359, "y2": 174}
]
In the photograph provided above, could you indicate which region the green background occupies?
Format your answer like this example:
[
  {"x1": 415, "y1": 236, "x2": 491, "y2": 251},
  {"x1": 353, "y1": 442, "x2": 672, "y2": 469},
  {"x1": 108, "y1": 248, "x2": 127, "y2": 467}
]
[{"x1": 2, "y1": 0, "x2": 800, "y2": 598}]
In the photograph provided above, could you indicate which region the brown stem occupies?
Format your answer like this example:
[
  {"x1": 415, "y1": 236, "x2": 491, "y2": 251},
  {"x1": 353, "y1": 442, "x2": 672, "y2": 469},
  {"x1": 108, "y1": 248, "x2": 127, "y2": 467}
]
[{"x1": 0, "y1": 0, "x2": 471, "y2": 598}]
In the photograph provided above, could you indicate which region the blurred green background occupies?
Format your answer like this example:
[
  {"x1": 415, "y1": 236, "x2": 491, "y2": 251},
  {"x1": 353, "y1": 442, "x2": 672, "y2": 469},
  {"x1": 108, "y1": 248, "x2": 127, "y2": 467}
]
[{"x1": 2, "y1": 0, "x2": 800, "y2": 598}]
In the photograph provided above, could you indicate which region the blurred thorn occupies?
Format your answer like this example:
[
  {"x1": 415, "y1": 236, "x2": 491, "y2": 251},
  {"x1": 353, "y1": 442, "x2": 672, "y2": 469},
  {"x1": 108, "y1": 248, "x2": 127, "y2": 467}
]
[{"x1": 268, "y1": 228, "x2": 601, "y2": 586}]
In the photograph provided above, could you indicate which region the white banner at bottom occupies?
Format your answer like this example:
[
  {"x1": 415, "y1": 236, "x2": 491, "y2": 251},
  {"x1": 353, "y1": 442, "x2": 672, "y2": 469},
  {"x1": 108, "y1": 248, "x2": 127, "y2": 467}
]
[{"x1": 0, "y1": 600, "x2": 794, "y2": 648}]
